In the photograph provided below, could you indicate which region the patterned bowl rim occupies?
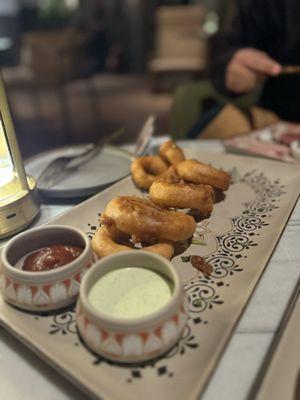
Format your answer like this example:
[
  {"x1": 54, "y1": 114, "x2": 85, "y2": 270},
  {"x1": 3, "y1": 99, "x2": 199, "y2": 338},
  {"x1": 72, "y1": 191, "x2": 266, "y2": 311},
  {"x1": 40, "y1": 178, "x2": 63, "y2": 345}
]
[
  {"x1": 1, "y1": 225, "x2": 91, "y2": 282},
  {"x1": 79, "y1": 250, "x2": 182, "y2": 331}
]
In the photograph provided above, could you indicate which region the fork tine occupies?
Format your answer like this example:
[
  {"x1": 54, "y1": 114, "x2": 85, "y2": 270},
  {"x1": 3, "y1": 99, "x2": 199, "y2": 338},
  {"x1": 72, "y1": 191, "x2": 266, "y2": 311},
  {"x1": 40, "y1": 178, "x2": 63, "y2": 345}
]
[
  {"x1": 37, "y1": 157, "x2": 71, "y2": 188},
  {"x1": 42, "y1": 167, "x2": 76, "y2": 189}
]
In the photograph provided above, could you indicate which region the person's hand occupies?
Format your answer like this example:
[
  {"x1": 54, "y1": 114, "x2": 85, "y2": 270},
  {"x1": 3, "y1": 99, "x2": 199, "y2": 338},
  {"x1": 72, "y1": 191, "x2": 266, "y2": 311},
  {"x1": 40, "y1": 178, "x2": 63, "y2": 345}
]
[{"x1": 225, "y1": 48, "x2": 282, "y2": 93}]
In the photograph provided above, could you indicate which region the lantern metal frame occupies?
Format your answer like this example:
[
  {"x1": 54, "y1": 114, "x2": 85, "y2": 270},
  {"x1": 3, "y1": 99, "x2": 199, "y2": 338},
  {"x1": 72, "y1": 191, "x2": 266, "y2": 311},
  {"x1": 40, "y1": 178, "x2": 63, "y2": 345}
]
[{"x1": 0, "y1": 71, "x2": 40, "y2": 239}]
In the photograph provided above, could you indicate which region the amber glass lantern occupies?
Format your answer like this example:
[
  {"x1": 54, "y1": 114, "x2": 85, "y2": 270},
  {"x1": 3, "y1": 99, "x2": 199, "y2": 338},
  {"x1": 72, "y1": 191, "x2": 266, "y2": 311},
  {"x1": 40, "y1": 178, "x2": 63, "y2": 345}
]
[{"x1": 0, "y1": 72, "x2": 40, "y2": 238}]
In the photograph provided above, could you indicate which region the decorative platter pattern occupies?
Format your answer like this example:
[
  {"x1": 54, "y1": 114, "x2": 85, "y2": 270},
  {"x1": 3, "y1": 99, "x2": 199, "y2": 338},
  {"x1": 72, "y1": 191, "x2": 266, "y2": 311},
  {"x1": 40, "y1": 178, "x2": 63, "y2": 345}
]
[{"x1": 0, "y1": 150, "x2": 299, "y2": 400}]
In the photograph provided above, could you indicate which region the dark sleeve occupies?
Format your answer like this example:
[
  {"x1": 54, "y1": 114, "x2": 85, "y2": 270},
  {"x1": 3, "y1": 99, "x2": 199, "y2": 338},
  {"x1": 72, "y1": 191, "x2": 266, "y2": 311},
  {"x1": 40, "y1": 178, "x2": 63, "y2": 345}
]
[{"x1": 210, "y1": 0, "x2": 268, "y2": 96}]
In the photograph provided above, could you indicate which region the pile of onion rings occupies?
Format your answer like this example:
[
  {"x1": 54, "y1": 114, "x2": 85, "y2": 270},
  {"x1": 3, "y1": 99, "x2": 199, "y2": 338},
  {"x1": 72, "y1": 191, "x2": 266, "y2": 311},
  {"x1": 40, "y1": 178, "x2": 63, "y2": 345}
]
[{"x1": 92, "y1": 140, "x2": 231, "y2": 260}]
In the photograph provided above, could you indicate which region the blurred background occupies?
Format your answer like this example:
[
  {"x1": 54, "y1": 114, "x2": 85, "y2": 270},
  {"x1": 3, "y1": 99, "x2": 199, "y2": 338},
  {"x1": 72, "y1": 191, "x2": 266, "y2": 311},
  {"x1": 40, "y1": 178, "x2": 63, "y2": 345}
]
[{"x1": 0, "y1": 0, "x2": 236, "y2": 158}]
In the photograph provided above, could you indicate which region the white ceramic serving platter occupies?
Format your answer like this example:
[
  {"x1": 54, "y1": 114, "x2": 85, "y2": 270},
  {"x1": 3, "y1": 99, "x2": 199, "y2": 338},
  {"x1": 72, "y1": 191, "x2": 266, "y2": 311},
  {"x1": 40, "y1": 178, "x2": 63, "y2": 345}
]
[
  {"x1": 25, "y1": 144, "x2": 132, "y2": 198},
  {"x1": 1, "y1": 149, "x2": 300, "y2": 400}
]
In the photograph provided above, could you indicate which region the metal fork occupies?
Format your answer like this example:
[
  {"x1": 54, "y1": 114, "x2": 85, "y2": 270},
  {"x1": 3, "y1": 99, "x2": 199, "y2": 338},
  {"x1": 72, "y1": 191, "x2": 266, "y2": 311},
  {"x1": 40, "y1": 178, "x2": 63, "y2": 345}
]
[
  {"x1": 37, "y1": 115, "x2": 155, "y2": 190},
  {"x1": 37, "y1": 128, "x2": 124, "y2": 190}
]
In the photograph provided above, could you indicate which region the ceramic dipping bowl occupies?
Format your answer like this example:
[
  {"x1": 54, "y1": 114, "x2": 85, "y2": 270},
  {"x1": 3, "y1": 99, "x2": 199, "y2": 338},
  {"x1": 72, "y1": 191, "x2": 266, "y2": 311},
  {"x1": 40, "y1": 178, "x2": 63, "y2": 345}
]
[
  {"x1": 0, "y1": 225, "x2": 93, "y2": 312},
  {"x1": 76, "y1": 251, "x2": 189, "y2": 363}
]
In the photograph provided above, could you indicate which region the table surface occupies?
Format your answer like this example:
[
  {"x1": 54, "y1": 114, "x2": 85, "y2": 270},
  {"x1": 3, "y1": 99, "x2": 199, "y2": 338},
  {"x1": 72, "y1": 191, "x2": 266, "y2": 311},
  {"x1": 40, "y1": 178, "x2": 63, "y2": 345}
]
[{"x1": 0, "y1": 139, "x2": 299, "y2": 400}]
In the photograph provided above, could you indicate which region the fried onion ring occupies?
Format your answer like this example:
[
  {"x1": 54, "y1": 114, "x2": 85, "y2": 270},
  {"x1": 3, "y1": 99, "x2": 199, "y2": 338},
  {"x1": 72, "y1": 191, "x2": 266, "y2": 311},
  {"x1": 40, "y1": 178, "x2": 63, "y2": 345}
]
[
  {"x1": 176, "y1": 159, "x2": 231, "y2": 191},
  {"x1": 104, "y1": 196, "x2": 196, "y2": 242},
  {"x1": 158, "y1": 165, "x2": 179, "y2": 179},
  {"x1": 149, "y1": 176, "x2": 214, "y2": 216},
  {"x1": 159, "y1": 140, "x2": 185, "y2": 165},
  {"x1": 91, "y1": 224, "x2": 174, "y2": 259},
  {"x1": 131, "y1": 156, "x2": 168, "y2": 190}
]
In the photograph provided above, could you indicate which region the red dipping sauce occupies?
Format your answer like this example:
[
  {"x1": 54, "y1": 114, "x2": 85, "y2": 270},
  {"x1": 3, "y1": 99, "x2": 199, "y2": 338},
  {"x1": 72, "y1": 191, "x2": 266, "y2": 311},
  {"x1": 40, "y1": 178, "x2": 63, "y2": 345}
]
[{"x1": 22, "y1": 245, "x2": 83, "y2": 272}]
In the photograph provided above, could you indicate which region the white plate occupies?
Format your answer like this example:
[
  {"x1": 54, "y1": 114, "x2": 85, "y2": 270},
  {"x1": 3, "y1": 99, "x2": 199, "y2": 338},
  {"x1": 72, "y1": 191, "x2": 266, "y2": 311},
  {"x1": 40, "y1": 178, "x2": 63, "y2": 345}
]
[{"x1": 25, "y1": 144, "x2": 132, "y2": 198}]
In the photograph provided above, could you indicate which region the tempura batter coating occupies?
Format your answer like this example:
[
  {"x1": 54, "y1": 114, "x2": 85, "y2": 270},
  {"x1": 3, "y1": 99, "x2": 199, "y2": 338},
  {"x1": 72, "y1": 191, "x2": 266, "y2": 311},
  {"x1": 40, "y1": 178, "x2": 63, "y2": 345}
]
[
  {"x1": 175, "y1": 159, "x2": 231, "y2": 191},
  {"x1": 91, "y1": 224, "x2": 174, "y2": 259},
  {"x1": 159, "y1": 140, "x2": 185, "y2": 165},
  {"x1": 131, "y1": 156, "x2": 168, "y2": 190},
  {"x1": 104, "y1": 196, "x2": 196, "y2": 242},
  {"x1": 149, "y1": 176, "x2": 214, "y2": 216}
]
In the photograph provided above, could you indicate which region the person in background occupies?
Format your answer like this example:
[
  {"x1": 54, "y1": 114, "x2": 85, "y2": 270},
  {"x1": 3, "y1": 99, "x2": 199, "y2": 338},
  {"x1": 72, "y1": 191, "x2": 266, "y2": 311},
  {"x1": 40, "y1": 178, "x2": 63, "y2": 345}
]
[
  {"x1": 19, "y1": 0, "x2": 39, "y2": 31},
  {"x1": 211, "y1": 0, "x2": 300, "y2": 123}
]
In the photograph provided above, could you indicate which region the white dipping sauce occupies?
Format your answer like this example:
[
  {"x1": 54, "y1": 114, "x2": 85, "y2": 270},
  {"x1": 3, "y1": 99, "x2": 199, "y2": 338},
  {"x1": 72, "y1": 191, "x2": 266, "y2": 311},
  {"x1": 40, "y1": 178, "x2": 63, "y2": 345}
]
[{"x1": 88, "y1": 267, "x2": 173, "y2": 319}]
